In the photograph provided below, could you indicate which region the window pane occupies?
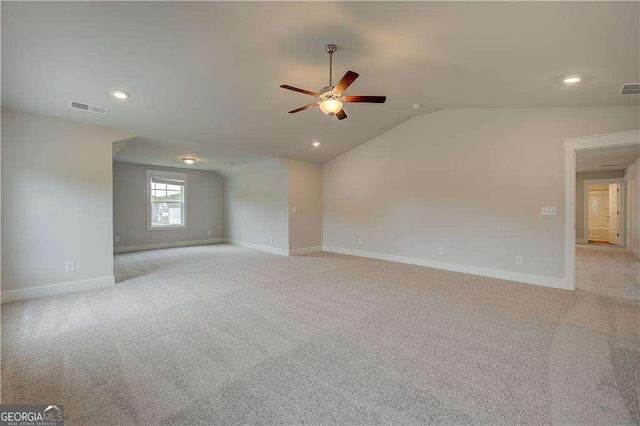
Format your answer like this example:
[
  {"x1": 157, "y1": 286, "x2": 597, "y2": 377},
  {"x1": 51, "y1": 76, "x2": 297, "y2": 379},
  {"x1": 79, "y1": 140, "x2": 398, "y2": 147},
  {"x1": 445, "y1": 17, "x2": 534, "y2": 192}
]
[
  {"x1": 149, "y1": 173, "x2": 186, "y2": 229},
  {"x1": 151, "y1": 202, "x2": 183, "y2": 227}
]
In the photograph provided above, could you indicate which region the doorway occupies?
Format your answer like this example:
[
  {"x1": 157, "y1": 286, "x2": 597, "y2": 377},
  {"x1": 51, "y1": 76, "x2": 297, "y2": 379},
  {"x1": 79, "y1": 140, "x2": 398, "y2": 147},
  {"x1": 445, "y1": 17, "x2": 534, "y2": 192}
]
[
  {"x1": 583, "y1": 180, "x2": 623, "y2": 246},
  {"x1": 564, "y1": 129, "x2": 640, "y2": 293}
]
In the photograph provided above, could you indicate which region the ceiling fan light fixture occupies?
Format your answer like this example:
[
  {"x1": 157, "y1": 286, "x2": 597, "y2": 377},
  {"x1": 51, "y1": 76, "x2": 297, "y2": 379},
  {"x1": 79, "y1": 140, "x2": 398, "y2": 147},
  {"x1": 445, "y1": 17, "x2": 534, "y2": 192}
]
[{"x1": 320, "y1": 99, "x2": 343, "y2": 116}]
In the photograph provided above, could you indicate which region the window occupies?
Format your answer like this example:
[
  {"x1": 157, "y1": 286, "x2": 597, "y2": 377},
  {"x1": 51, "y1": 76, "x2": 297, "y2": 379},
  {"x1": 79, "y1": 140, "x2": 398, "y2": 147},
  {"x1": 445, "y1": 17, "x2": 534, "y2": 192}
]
[{"x1": 147, "y1": 170, "x2": 187, "y2": 230}]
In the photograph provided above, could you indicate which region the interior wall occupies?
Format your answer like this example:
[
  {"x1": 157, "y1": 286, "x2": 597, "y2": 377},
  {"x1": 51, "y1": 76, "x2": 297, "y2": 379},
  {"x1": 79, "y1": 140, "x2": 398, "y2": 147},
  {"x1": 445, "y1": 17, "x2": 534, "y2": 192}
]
[
  {"x1": 323, "y1": 107, "x2": 640, "y2": 282},
  {"x1": 222, "y1": 159, "x2": 289, "y2": 252},
  {"x1": 113, "y1": 161, "x2": 224, "y2": 250},
  {"x1": 1, "y1": 108, "x2": 130, "y2": 295},
  {"x1": 280, "y1": 159, "x2": 323, "y2": 251},
  {"x1": 575, "y1": 170, "x2": 625, "y2": 242}
]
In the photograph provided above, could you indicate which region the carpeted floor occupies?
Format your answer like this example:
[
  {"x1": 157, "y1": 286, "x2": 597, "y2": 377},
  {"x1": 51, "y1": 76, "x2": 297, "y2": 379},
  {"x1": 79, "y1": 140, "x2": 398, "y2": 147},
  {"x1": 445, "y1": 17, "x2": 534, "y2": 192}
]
[
  {"x1": 2, "y1": 244, "x2": 639, "y2": 425},
  {"x1": 576, "y1": 244, "x2": 639, "y2": 303}
]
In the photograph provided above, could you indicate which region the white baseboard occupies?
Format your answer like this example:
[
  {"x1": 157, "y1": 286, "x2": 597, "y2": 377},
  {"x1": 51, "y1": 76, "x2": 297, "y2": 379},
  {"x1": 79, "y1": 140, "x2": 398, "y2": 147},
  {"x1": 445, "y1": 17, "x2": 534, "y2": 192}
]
[
  {"x1": 576, "y1": 239, "x2": 589, "y2": 244},
  {"x1": 323, "y1": 246, "x2": 570, "y2": 291},
  {"x1": 1, "y1": 276, "x2": 115, "y2": 304},
  {"x1": 289, "y1": 246, "x2": 323, "y2": 256},
  {"x1": 114, "y1": 238, "x2": 225, "y2": 253},
  {"x1": 225, "y1": 239, "x2": 289, "y2": 256}
]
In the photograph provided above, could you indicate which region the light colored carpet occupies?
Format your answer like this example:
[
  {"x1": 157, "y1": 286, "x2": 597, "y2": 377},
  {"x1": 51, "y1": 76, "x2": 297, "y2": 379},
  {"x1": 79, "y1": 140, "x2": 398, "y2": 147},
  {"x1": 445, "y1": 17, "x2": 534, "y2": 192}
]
[
  {"x1": 576, "y1": 244, "x2": 639, "y2": 303},
  {"x1": 2, "y1": 244, "x2": 639, "y2": 425}
]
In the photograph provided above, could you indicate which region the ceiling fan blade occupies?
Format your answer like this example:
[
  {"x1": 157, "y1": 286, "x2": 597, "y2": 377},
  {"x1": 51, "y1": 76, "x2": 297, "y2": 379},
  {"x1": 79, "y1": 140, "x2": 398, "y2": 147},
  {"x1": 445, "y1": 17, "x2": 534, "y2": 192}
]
[
  {"x1": 336, "y1": 109, "x2": 347, "y2": 120},
  {"x1": 288, "y1": 102, "x2": 319, "y2": 114},
  {"x1": 334, "y1": 71, "x2": 359, "y2": 94},
  {"x1": 345, "y1": 95, "x2": 387, "y2": 103},
  {"x1": 280, "y1": 85, "x2": 319, "y2": 97}
]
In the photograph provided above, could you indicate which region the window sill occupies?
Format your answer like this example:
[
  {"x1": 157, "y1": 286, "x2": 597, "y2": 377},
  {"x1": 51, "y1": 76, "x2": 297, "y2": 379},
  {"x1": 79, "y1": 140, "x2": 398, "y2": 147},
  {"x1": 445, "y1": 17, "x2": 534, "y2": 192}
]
[{"x1": 147, "y1": 225, "x2": 188, "y2": 231}]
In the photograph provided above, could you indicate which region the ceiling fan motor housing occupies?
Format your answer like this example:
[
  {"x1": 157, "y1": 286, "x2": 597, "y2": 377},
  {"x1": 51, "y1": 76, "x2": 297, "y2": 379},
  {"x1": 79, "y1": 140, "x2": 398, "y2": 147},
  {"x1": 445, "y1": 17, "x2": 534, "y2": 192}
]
[{"x1": 319, "y1": 86, "x2": 344, "y2": 101}]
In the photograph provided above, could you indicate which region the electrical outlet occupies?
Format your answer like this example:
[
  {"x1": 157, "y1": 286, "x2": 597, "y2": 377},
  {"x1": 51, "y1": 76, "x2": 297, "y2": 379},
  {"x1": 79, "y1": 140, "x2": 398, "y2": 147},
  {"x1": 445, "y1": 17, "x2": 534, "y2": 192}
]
[
  {"x1": 269, "y1": 236, "x2": 273, "y2": 243},
  {"x1": 515, "y1": 256, "x2": 523, "y2": 265},
  {"x1": 65, "y1": 261, "x2": 75, "y2": 272},
  {"x1": 357, "y1": 238, "x2": 363, "y2": 245},
  {"x1": 438, "y1": 247, "x2": 444, "y2": 255},
  {"x1": 541, "y1": 207, "x2": 557, "y2": 216},
  {"x1": 207, "y1": 230, "x2": 212, "y2": 236},
  {"x1": 114, "y1": 236, "x2": 120, "y2": 243}
]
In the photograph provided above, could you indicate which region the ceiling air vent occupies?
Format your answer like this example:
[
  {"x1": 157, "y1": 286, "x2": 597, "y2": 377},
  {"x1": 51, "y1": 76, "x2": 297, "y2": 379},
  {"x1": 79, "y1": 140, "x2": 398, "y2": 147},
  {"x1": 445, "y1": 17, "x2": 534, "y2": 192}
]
[
  {"x1": 68, "y1": 100, "x2": 109, "y2": 115},
  {"x1": 621, "y1": 83, "x2": 640, "y2": 95}
]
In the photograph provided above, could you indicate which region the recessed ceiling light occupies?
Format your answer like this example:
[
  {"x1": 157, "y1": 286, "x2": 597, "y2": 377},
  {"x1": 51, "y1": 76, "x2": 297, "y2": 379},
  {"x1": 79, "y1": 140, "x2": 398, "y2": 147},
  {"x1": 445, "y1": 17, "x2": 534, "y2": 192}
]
[
  {"x1": 312, "y1": 141, "x2": 321, "y2": 147},
  {"x1": 112, "y1": 90, "x2": 131, "y2": 100},
  {"x1": 182, "y1": 158, "x2": 196, "y2": 165},
  {"x1": 563, "y1": 76, "x2": 582, "y2": 84}
]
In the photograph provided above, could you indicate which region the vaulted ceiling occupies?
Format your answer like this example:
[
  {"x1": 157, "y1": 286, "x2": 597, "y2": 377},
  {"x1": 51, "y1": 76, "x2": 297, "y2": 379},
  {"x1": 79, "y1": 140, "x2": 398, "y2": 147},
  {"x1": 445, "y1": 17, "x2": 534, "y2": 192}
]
[{"x1": 3, "y1": 1, "x2": 639, "y2": 167}]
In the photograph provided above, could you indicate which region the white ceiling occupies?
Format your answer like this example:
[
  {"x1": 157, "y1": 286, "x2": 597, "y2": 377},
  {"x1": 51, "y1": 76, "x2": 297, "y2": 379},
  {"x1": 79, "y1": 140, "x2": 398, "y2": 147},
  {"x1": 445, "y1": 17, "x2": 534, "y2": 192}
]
[
  {"x1": 576, "y1": 144, "x2": 640, "y2": 173},
  {"x1": 2, "y1": 2, "x2": 639, "y2": 166}
]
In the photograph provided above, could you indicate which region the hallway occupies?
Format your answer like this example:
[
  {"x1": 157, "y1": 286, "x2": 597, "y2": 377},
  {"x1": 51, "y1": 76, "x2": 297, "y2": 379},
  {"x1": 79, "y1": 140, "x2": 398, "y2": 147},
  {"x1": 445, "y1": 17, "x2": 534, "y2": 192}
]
[{"x1": 576, "y1": 244, "x2": 639, "y2": 303}]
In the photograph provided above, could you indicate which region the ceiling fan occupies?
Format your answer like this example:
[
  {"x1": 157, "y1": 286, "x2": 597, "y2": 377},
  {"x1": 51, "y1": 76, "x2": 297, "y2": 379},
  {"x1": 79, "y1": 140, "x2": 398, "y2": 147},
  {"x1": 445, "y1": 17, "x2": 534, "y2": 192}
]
[{"x1": 280, "y1": 44, "x2": 387, "y2": 120}]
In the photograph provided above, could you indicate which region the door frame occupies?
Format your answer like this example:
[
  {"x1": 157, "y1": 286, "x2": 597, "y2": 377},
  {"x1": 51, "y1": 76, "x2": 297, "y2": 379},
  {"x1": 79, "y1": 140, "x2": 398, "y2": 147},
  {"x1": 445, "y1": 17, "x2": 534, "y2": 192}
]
[
  {"x1": 625, "y1": 175, "x2": 635, "y2": 254},
  {"x1": 564, "y1": 129, "x2": 640, "y2": 291},
  {"x1": 581, "y1": 178, "x2": 624, "y2": 246}
]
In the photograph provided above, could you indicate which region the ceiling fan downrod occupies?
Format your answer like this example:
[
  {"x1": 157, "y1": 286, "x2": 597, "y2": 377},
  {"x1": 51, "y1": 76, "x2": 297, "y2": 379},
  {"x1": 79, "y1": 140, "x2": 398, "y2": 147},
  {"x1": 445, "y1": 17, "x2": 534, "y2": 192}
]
[{"x1": 325, "y1": 44, "x2": 337, "y2": 87}]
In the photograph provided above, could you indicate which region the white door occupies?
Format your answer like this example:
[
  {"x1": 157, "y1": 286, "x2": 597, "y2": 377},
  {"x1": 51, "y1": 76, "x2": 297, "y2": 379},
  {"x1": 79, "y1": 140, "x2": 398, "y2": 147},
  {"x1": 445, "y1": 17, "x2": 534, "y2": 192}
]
[{"x1": 608, "y1": 183, "x2": 619, "y2": 245}]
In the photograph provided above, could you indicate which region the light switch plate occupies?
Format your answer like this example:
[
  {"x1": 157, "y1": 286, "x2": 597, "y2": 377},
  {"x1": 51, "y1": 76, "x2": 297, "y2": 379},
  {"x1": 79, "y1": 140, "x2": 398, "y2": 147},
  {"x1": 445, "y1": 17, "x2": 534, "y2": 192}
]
[
  {"x1": 541, "y1": 206, "x2": 557, "y2": 216},
  {"x1": 291, "y1": 207, "x2": 297, "y2": 213}
]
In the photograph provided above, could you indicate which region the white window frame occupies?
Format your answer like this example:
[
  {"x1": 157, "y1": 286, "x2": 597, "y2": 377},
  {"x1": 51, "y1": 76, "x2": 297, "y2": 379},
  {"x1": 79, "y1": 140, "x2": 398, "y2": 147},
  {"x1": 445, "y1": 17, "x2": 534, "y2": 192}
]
[{"x1": 146, "y1": 169, "x2": 188, "y2": 231}]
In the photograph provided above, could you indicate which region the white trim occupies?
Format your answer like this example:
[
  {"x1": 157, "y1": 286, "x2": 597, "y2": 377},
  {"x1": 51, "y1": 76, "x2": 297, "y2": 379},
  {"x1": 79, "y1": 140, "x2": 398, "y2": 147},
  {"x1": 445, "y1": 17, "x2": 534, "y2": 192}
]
[
  {"x1": 564, "y1": 129, "x2": 640, "y2": 151},
  {"x1": 225, "y1": 239, "x2": 289, "y2": 256},
  {"x1": 564, "y1": 129, "x2": 640, "y2": 291},
  {"x1": 323, "y1": 246, "x2": 570, "y2": 290},
  {"x1": 146, "y1": 169, "x2": 188, "y2": 231},
  {"x1": 1, "y1": 276, "x2": 115, "y2": 304},
  {"x1": 582, "y1": 178, "x2": 624, "y2": 248},
  {"x1": 289, "y1": 246, "x2": 323, "y2": 256},
  {"x1": 576, "y1": 239, "x2": 589, "y2": 244},
  {"x1": 114, "y1": 238, "x2": 225, "y2": 253}
]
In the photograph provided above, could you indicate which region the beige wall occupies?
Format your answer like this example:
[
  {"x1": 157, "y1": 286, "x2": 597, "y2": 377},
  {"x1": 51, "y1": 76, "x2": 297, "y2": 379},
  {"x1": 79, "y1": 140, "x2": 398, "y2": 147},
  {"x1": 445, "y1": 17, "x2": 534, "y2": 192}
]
[
  {"x1": 323, "y1": 107, "x2": 640, "y2": 280},
  {"x1": 281, "y1": 159, "x2": 323, "y2": 251},
  {"x1": 222, "y1": 159, "x2": 289, "y2": 252},
  {"x1": 113, "y1": 161, "x2": 224, "y2": 250},
  {"x1": 1, "y1": 108, "x2": 130, "y2": 295},
  {"x1": 575, "y1": 170, "x2": 625, "y2": 242}
]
